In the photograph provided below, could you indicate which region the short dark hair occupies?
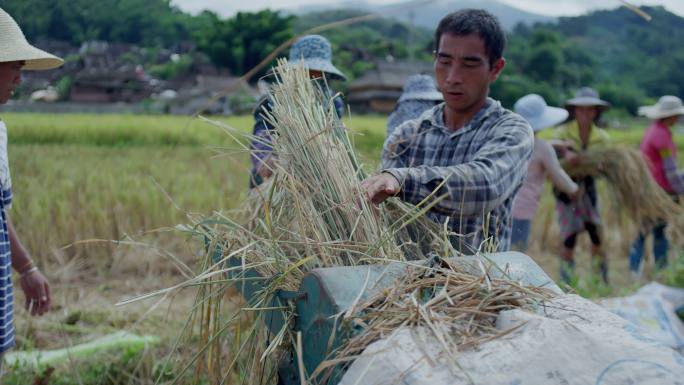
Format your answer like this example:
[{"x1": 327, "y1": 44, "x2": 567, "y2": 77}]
[{"x1": 434, "y1": 9, "x2": 506, "y2": 68}]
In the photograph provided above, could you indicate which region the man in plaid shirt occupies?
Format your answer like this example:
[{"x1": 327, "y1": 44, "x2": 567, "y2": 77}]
[{"x1": 361, "y1": 9, "x2": 533, "y2": 252}]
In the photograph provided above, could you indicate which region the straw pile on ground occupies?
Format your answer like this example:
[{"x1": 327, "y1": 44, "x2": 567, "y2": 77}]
[
  {"x1": 562, "y1": 146, "x2": 684, "y2": 244},
  {"x1": 167, "y1": 60, "x2": 554, "y2": 384}
]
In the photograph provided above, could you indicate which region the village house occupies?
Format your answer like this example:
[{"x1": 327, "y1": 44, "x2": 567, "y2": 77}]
[{"x1": 347, "y1": 60, "x2": 434, "y2": 113}]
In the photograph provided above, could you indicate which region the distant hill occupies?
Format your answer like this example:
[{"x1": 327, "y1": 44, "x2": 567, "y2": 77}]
[
  {"x1": 552, "y1": 6, "x2": 684, "y2": 98},
  {"x1": 289, "y1": 0, "x2": 555, "y2": 31},
  {"x1": 5, "y1": 0, "x2": 684, "y2": 114},
  {"x1": 295, "y1": 9, "x2": 434, "y2": 81},
  {"x1": 494, "y1": 5, "x2": 684, "y2": 111}
]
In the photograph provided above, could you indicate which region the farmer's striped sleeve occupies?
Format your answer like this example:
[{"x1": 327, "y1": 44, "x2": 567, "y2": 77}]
[
  {"x1": 384, "y1": 113, "x2": 533, "y2": 217},
  {"x1": 381, "y1": 101, "x2": 533, "y2": 252},
  {"x1": 0, "y1": 186, "x2": 14, "y2": 354},
  {"x1": 0, "y1": 121, "x2": 14, "y2": 353}
]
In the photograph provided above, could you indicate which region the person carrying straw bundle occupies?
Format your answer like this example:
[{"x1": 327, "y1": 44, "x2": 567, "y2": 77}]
[
  {"x1": 249, "y1": 34, "x2": 347, "y2": 188},
  {"x1": 628, "y1": 95, "x2": 684, "y2": 277},
  {"x1": 361, "y1": 9, "x2": 534, "y2": 253},
  {"x1": 0, "y1": 7, "x2": 62, "y2": 370},
  {"x1": 553, "y1": 87, "x2": 611, "y2": 284},
  {"x1": 511, "y1": 94, "x2": 578, "y2": 252}
]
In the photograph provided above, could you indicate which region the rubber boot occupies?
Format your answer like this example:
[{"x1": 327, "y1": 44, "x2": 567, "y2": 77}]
[
  {"x1": 599, "y1": 260, "x2": 609, "y2": 284},
  {"x1": 560, "y1": 260, "x2": 576, "y2": 285}
]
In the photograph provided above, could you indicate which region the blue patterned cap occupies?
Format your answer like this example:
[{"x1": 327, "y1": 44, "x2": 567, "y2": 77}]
[
  {"x1": 288, "y1": 35, "x2": 346, "y2": 81},
  {"x1": 398, "y1": 74, "x2": 443, "y2": 102}
]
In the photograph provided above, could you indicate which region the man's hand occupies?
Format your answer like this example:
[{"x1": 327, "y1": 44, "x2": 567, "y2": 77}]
[
  {"x1": 565, "y1": 150, "x2": 582, "y2": 166},
  {"x1": 20, "y1": 269, "x2": 51, "y2": 316},
  {"x1": 360, "y1": 172, "x2": 401, "y2": 205},
  {"x1": 550, "y1": 140, "x2": 574, "y2": 154},
  {"x1": 256, "y1": 155, "x2": 276, "y2": 179}
]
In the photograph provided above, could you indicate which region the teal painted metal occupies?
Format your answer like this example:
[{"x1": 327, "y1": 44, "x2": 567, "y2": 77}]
[{"x1": 295, "y1": 263, "x2": 409, "y2": 383}]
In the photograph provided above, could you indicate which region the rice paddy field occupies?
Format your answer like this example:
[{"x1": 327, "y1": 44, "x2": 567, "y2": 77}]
[{"x1": 0, "y1": 111, "x2": 682, "y2": 383}]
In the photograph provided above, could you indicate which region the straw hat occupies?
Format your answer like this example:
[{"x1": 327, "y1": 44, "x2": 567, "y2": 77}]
[
  {"x1": 638, "y1": 95, "x2": 684, "y2": 120},
  {"x1": 288, "y1": 35, "x2": 346, "y2": 81},
  {"x1": 0, "y1": 7, "x2": 63, "y2": 71},
  {"x1": 398, "y1": 75, "x2": 443, "y2": 103},
  {"x1": 565, "y1": 87, "x2": 610, "y2": 110},
  {"x1": 514, "y1": 94, "x2": 568, "y2": 132}
]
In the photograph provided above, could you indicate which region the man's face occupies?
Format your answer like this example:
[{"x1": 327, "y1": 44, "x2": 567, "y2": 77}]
[
  {"x1": 434, "y1": 33, "x2": 504, "y2": 116},
  {"x1": 574, "y1": 106, "x2": 599, "y2": 126},
  {"x1": 308, "y1": 70, "x2": 323, "y2": 80},
  {"x1": 662, "y1": 114, "x2": 681, "y2": 126},
  {"x1": 0, "y1": 61, "x2": 23, "y2": 104}
]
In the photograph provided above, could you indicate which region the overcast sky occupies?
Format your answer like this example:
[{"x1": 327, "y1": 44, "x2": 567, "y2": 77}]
[{"x1": 170, "y1": 0, "x2": 684, "y2": 18}]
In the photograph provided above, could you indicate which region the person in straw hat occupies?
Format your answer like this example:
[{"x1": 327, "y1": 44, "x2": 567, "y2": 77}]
[
  {"x1": 628, "y1": 95, "x2": 684, "y2": 277},
  {"x1": 0, "y1": 6, "x2": 62, "y2": 365},
  {"x1": 386, "y1": 74, "x2": 443, "y2": 137},
  {"x1": 553, "y1": 87, "x2": 611, "y2": 284},
  {"x1": 361, "y1": 9, "x2": 534, "y2": 253},
  {"x1": 249, "y1": 34, "x2": 347, "y2": 188},
  {"x1": 511, "y1": 94, "x2": 578, "y2": 252}
]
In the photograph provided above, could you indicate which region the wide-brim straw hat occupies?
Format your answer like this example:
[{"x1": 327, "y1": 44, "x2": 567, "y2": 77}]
[
  {"x1": 398, "y1": 74, "x2": 443, "y2": 103},
  {"x1": 514, "y1": 94, "x2": 568, "y2": 132},
  {"x1": 0, "y1": 7, "x2": 63, "y2": 71},
  {"x1": 287, "y1": 35, "x2": 346, "y2": 81},
  {"x1": 565, "y1": 87, "x2": 610, "y2": 110},
  {"x1": 638, "y1": 95, "x2": 684, "y2": 120}
]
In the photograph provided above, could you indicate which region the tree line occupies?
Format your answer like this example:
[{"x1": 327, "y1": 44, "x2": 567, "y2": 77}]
[{"x1": 4, "y1": 1, "x2": 684, "y2": 114}]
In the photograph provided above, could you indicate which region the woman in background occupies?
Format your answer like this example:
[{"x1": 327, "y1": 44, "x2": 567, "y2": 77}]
[
  {"x1": 554, "y1": 87, "x2": 611, "y2": 284},
  {"x1": 511, "y1": 94, "x2": 578, "y2": 252}
]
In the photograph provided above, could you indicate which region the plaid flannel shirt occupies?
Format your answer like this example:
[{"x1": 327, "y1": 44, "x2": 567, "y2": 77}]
[{"x1": 382, "y1": 99, "x2": 534, "y2": 252}]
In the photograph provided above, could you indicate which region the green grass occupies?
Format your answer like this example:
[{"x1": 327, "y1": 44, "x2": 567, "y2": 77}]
[
  {"x1": 0, "y1": 113, "x2": 392, "y2": 268},
  {"x1": 0, "y1": 113, "x2": 252, "y2": 146},
  {"x1": 2, "y1": 112, "x2": 681, "y2": 274},
  {"x1": 2, "y1": 347, "x2": 203, "y2": 385},
  {"x1": 9, "y1": 144, "x2": 249, "y2": 267},
  {"x1": 0, "y1": 113, "x2": 387, "y2": 151}
]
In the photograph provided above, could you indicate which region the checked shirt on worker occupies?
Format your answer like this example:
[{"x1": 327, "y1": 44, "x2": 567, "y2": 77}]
[
  {"x1": 381, "y1": 99, "x2": 534, "y2": 253},
  {"x1": 0, "y1": 121, "x2": 14, "y2": 354}
]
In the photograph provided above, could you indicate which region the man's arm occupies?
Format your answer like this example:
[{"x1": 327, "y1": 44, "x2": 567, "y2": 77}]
[
  {"x1": 540, "y1": 140, "x2": 579, "y2": 196},
  {"x1": 250, "y1": 99, "x2": 276, "y2": 178},
  {"x1": 7, "y1": 215, "x2": 51, "y2": 316},
  {"x1": 661, "y1": 150, "x2": 684, "y2": 194},
  {"x1": 376, "y1": 117, "x2": 533, "y2": 216}
]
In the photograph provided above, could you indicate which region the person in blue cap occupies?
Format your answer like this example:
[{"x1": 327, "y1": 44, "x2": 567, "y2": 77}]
[
  {"x1": 249, "y1": 35, "x2": 347, "y2": 188},
  {"x1": 386, "y1": 74, "x2": 443, "y2": 137}
]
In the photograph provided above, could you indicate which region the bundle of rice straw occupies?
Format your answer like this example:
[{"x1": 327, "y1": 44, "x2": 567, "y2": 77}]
[
  {"x1": 562, "y1": 146, "x2": 684, "y2": 243},
  {"x1": 314, "y1": 258, "x2": 554, "y2": 382},
  {"x1": 211, "y1": 58, "x2": 452, "y2": 288},
  {"x1": 152, "y1": 59, "x2": 554, "y2": 384}
]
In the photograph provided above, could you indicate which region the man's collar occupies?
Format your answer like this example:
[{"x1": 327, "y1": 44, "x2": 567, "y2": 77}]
[{"x1": 424, "y1": 98, "x2": 497, "y2": 133}]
